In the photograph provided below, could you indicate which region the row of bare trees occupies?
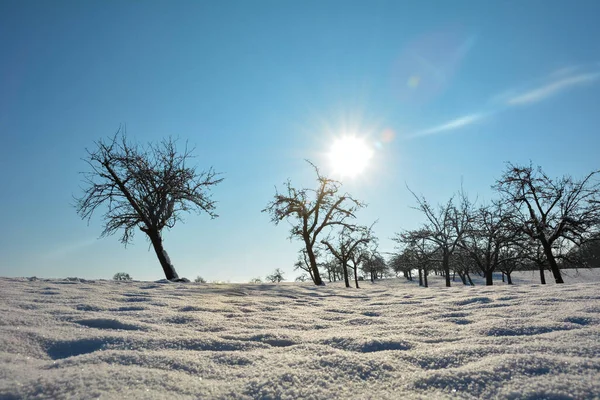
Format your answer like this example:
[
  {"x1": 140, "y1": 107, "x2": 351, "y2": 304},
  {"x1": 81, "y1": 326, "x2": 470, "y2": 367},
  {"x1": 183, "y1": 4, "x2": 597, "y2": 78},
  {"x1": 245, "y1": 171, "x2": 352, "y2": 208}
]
[
  {"x1": 393, "y1": 163, "x2": 600, "y2": 287},
  {"x1": 75, "y1": 129, "x2": 599, "y2": 285}
]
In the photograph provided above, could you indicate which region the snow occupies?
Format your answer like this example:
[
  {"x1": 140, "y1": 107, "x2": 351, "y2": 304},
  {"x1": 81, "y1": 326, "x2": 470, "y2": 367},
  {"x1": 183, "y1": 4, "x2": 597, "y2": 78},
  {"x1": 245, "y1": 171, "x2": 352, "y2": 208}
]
[{"x1": 1, "y1": 270, "x2": 600, "y2": 399}]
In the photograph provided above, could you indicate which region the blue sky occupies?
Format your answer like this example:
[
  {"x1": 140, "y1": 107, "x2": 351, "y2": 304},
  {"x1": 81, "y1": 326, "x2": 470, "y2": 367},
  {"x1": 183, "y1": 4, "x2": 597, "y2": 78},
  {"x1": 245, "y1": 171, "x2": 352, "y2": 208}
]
[{"x1": 1, "y1": 0, "x2": 599, "y2": 282}]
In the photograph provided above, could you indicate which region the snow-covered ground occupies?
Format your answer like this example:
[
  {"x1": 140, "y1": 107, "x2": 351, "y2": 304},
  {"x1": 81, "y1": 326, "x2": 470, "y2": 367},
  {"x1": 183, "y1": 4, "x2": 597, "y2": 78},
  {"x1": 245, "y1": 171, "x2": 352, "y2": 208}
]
[{"x1": 1, "y1": 270, "x2": 600, "y2": 399}]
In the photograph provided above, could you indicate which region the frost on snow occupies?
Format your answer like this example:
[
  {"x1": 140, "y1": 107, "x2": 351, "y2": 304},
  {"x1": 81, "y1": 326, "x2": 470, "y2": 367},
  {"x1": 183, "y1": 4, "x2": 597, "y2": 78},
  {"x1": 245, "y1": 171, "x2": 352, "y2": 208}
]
[{"x1": 1, "y1": 270, "x2": 600, "y2": 399}]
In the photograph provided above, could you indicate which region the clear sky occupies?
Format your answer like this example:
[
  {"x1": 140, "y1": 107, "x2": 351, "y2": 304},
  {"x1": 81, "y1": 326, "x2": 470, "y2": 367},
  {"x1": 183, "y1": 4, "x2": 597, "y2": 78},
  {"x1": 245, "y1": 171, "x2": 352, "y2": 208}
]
[{"x1": 1, "y1": 0, "x2": 599, "y2": 282}]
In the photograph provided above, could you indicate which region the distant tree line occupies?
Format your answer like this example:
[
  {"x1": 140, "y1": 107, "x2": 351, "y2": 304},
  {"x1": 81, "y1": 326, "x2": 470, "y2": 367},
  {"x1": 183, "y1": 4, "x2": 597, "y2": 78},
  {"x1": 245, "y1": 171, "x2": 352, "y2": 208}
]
[{"x1": 392, "y1": 163, "x2": 600, "y2": 287}]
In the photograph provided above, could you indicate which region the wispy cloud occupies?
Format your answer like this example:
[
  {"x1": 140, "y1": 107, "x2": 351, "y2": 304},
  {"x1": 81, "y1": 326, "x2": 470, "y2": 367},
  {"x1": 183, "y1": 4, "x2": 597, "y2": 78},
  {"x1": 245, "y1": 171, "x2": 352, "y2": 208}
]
[
  {"x1": 409, "y1": 114, "x2": 484, "y2": 138},
  {"x1": 507, "y1": 72, "x2": 600, "y2": 106},
  {"x1": 408, "y1": 64, "x2": 600, "y2": 139}
]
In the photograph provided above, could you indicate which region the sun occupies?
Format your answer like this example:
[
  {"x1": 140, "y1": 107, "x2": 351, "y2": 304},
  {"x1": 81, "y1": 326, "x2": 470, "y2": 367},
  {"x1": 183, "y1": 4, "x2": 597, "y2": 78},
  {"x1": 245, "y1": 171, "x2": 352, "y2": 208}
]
[{"x1": 328, "y1": 136, "x2": 374, "y2": 178}]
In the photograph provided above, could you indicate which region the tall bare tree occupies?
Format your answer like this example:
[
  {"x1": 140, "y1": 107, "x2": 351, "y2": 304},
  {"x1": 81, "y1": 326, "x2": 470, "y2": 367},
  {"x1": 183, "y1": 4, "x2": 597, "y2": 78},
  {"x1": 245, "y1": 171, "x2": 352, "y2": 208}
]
[
  {"x1": 263, "y1": 161, "x2": 364, "y2": 285},
  {"x1": 75, "y1": 128, "x2": 223, "y2": 280},
  {"x1": 494, "y1": 163, "x2": 600, "y2": 284}
]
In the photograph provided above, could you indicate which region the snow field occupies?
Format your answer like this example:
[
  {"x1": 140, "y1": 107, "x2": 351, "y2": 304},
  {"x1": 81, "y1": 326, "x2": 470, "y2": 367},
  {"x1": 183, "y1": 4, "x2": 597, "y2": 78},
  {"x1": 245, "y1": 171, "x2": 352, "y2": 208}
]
[{"x1": 1, "y1": 270, "x2": 599, "y2": 399}]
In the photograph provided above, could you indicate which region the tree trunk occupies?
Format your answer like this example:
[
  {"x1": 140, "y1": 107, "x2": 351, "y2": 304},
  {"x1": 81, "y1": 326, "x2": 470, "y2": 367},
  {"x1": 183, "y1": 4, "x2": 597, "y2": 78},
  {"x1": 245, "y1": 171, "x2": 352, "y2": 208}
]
[
  {"x1": 423, "y1": 269, "x2": 428, "y2": 288},
  {"x1": 418, "y1": 267, "x2": 423, "y2": 286},
  {"x1": 539, "y1": 264, "x2": 546, "y2": 285},
  {"x1": 443, "y1": 254, "x2": 451, "y2": 287},
  {"x1": 466, "y1": 272, "x2": 474, "y2": 286},
  {"x1": 485, "y1": 269, "x2": 494, "y2": 286},
  {"x1": 342, "y1": 262, "x2": 350, "y2": 288},
  {"x1": 457, "y1": 271, "x2": 467, "y2": 285},
  {"x1": 305, "y1": 243, "x2": 323, "y2": 285},
  {"x1": 148, "y1": 231, "x2": 179, "y2": 280},
  {"x1": 506, "y1": 272, "x2": 513, "y2": 285},
  {"x1": 353, "y1": 265, "x2": 360, "y2": 289},
  {"x1": 541, "y1": 243, "x2": 564, "y2": 284},
  {"x1": 502, "y1": 272, "x2": 505, "y2": 282}
]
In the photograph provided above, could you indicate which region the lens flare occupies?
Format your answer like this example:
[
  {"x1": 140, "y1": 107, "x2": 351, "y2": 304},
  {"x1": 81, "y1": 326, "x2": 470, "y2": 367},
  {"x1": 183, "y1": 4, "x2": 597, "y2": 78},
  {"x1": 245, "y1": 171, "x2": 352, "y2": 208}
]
[{"x1": 407, "y1": 75, "x2": 421, "y2": 88}]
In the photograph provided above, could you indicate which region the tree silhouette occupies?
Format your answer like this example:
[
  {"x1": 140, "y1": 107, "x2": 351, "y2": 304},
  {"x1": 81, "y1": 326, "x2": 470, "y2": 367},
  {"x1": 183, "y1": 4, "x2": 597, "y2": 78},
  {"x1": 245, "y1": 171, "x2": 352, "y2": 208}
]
[
  {"x1": 406, "y1": 187, "x2": 472, "y2": 287},
  {"x1": 266, "y1": 268, "x2": 285, "y2": 283},
  {"x1": 321, "y1": 224, "x2": 374, "y2": 288},
  {"x1": 263, "y1": 161, "x2": 364, "y2": 285},
  {"x1": 494, "y1": 163, "x2": 600, "y2": 284},
  {"x1": 75, "y1": 127, "x2": 223, "y2": 280},
  {"x1": 459, "y1": 202, "x2": 517, "y2": 285}
]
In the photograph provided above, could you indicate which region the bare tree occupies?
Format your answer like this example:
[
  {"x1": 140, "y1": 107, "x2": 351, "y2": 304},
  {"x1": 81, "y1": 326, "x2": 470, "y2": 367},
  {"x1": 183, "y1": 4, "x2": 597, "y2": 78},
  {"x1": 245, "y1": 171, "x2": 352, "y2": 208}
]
[
  {"x1": 406, "y1": 188, "x2": 472, "y2": 287},
  {"x1": 450, "y1": 248, "x2": 476, "y2": 286},
  {"x1": 295, "y1": 273, "x2": 310, "y2": 282},
  {"x1": 459, "y1": 202, "x2": 516, "y2": 285},
  {"x1": 361, "y1": 250, "x2": 388, "y2": 282},
  {"x1": 263, "y1": 161, "x2": 365, "y2": 285},
  {"x1": 389, "y1": 252, "x2": 413, "y2": 281},
  {"x1": 392, "y1": 234, "x2": 434, "y2": 287},
  {"x1": 75, "y1": 127, "x2": 223, "y2": 280},
  {"x1": 113, "y1": 272, "x2": 132, "y2": 281},
  {"x1": 494, "y1": 163, "x2": 600, "y2": 284},
  {"x1": 266, "y1": 268, "x2": 285, "y2": 283},
  {"x1": 496, "y1": 244, "x2": 528, "y2": 285},
  {"x1": 323, "y1": 258, "x2": 343, "y2": 282},
  {"x1": 293, "y1": 249, "x2": 316, "y2": 283},
  {"x1": 348, "y1": 248, "x2": 369, "y2": 288},
  {"x1": 321, "y1": 224, "x2": 374, "y2": 288}
]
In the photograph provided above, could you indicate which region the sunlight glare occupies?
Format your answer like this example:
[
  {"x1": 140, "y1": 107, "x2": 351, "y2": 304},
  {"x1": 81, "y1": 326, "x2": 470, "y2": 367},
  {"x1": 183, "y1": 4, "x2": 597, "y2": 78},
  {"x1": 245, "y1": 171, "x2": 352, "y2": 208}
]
[{"x1": 328, "y1": 136, "x2": 374, "y2": 178}]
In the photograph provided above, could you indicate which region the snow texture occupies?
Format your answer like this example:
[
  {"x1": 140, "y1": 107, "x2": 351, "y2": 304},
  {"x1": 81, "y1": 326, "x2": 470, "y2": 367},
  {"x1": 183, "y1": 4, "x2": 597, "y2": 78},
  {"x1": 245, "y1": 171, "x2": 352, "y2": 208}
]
[{"x1": 1, "y1": 270, "x2": 600, "y2": 399}]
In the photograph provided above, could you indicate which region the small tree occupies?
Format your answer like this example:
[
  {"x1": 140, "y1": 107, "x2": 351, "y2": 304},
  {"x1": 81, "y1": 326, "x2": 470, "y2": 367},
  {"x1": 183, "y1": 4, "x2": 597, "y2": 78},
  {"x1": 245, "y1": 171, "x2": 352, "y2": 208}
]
[
  {"x1": 266, "y1": 268, "x2": 285, "y2": 283},
  {"x1": 494, "y1": 163, "x2": 600, "y2": 284},
  {"x1": 293, "y1": 249, "x2": 316, "y2": 283},
  {"x1": 496, "y1": 244, "x2": 527, "y2": 285},
  {"x1": 361, "y1": 251, "x2": 388, "y2": 282},
  {"x1": 322, "y1": 258, "x2": 343, "y2": 282},
  {"x1": 263, "y1": 161, "x2": 365, "y2": 285},
  {"x1": 113, "y1": 272, "x2": 132, "y2": 281},
  {"x1": 295, "y1": 273, "x2": 310, "y2": 282},
  {"x1": 194, "y1": 276, "x2": 207, "y2": 283},
  {"x1": 348, "y1": 249, "x2": 369, "y2": 288},
  {"x1": 249, "y1": 277, "x2": 263, "y2": 284},
  {"x1": 393, "y1": 234, "x2": 434, "y2": 287},
  {"x1": 321, "y1": 224, "x2": 374, "y2": 288},
  {"x1": 406, "y1": 187, "x2": 472, "y2": 287},
  {"x1": 459, "y1": 202, "x2": 516, "y2": 285},
  {"x1": 75, "y1": 127, "x2": 223, "y2": 280}
]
